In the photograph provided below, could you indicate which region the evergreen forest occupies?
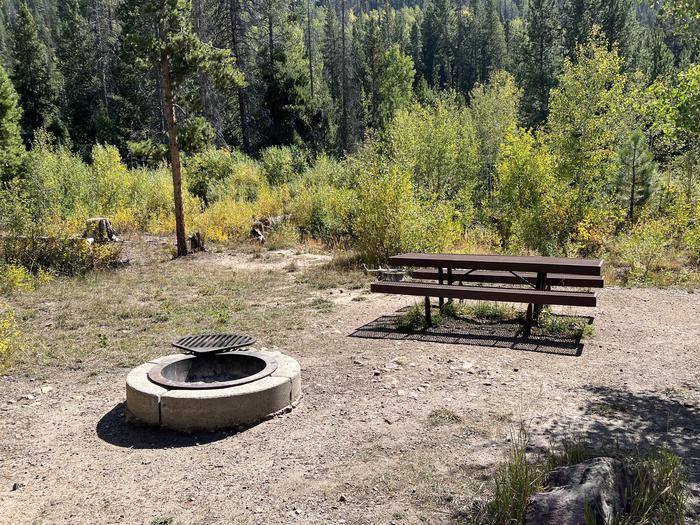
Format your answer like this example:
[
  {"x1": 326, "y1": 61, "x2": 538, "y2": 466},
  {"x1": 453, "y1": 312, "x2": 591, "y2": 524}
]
[{"x1": 1, "y1": 0, "x2": 699, "y2": 283}]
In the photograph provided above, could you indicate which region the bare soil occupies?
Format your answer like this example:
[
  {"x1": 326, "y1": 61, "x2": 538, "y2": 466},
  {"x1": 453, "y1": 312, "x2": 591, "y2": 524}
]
[{"x1": 1, "y1": 239, "x2": 699, "y2": 525}]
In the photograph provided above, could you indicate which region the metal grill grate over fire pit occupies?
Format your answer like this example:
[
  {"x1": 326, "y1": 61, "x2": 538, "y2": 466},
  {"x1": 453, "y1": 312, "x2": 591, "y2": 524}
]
[{"x1": 172, "y1": 333, "x2": 257, "y2": 354}]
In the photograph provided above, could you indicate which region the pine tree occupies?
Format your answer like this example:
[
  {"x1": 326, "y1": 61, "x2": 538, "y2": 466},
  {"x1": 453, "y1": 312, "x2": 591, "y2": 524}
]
[
  {"x1": 422, "y1": 0, "x2": 456, "y2": 89},
  {"x1": 563, "y1": 0, "x2": 633, "y2": 59},
  {"x1": 119, "y1": 0, "x2": 243, "y2": 256},
  {"x1": 0, "y1": 64, "x2": 24, "y2": 183},
  {"x1": 481, "y1": 0, "x2": 507, "y2": 80},
  {"x1": 225, "y1": 0, "x2": 251, "y2": 152},
  {"x1": 618, "y1": 130, "x2": 656, "y2": 222},
  {"x1": 408, "y1": 20, "x2": 424, "y2": 83},
  {"x1": 10, "y1": 3, "x2": 62, "y2": 145},
  {"x1": 520, "y1": 0, "x2": 561, "y2": 127},
  {"x1": 56, "y1": 0, "x2": 101, "y2": 154},
  {"x1": 644, "y1": 28, "x2": 675, "y2": 81},
  {"x1": 261, "y1": 24, "x2": 312, "y2": 147},
  {"x1": 357, "y1": 14, "x2": 385, "y2": 130},
  {"x1": 598, "y1": 0, "x2": 633, "y2": 54},
  {"x1": 454, "y1": 2, "x2": 478, "y2": 92},
  {"x1": 562, "y1": 0, "x2": 594, "y2": 58},
  {"x1": 0, "y1": 6, "x2": 10, "y2": 64},
  {"x1": 322, "y1": 4, "x2": 342, "y2": 104},
  {"x1": 111, "y1": 24, "x2": 162, "y2": 154}
]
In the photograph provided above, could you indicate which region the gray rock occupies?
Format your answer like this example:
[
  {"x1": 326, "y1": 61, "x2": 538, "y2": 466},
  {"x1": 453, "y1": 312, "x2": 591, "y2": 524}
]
[{"x1": 526, "y1": 457, "x2": 627, "y2": 525}]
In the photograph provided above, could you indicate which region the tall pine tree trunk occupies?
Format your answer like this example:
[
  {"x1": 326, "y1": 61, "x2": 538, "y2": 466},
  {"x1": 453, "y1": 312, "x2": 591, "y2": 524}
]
[{"x1": 159, "y1": 57, "x2": 188, "y2": 257}]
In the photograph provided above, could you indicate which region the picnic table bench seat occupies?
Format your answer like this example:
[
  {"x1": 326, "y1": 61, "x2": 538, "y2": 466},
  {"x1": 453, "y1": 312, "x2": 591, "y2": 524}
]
[{"x1": 370, "y1": 281, "x2": 597, "y2": 307}]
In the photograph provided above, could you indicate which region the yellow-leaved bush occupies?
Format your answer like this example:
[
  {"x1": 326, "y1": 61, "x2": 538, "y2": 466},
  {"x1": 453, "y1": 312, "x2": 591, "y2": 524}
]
[
  {"x1": 353, "y1": 159, "x2": 460, "y2": 264},
  {"x1": 0, "y1": 303, "x2": 18, "y2": 372}
]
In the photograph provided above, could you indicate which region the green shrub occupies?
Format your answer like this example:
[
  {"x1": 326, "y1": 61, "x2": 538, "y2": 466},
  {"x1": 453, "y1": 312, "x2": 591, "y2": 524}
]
[
  {"x1": 396, "y1": 302, "x2": 442, "y2": 331},
  {"x1": 386, "y1": 96, "x2": 480, "y2": 205},
  {"x1": 0, "y1": 235, "x2": 122, "y2": 275},
  {"x1": 191, "y1": 197, "x2": 257, "y2": 242},
  {"x1": 187, "y1": 148, "x2": 265, "y2": 205},
  {"x1": 207, "y1": 156, "x2": 265, "y2": 204},
  {"x1": 23, "y1": 139, "x2": 95, "y2": 230},
  {"x1": 177, "y1": 116, "x2": 216, "y2": 155},
  {"x1": 291, "y1": 183, "x2": 356, "y2": 244},
  {"x1": 260, "y1": 145, "x2": 305, "y2": 186},
  {"x1": 353, "y1": 159, "x2": 460, "y2": 264},
  {"x1": 287, "y1": 156, "x2": 357, "y2": 244},
  {"x1": 473, "y1": 435, "x2": 687, "y2": 525},
  {"x1": 443, "y1": 301, "x2": 522, "y2": 321},
  {"x1": 266, "y1": 222, "x2": 300, "y2": 250},
  {"x1": 119, "y1": 166, "x2": 180, "y2": 232},
  {"x1": 396, "y1": 303, "x2": 428, "y2": 331},
  {"x1": 483, "y1": 428, "x2": 545, "y2": 525},
  {"x1": 0, "y1": 183, "x2": 32, "y2": 236},
  {"x1": 612, "y1": 219, "x2": 673, "y2": 283},
  {"x1": 126, "y1": 139, "x2": 167, "y2": 167},
  {"x1": 1, "y1": 264, "x2": 35, "y2": 293},
  {"x1": 494, "y1": 127, "x2": 576, "y2": 255},
  {"x1": 536, "y1": 312, "x2": 594, "y2": 338},
  {"x1": 92, "y1": 144, "x2": 132, "y2": 216},
  {"x1": 683, "y1": 226, "x2": 700, "y2": 265}
]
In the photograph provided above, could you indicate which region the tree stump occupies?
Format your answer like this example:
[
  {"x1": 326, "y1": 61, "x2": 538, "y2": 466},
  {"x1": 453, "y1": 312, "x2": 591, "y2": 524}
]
[
  {"x1": 84, "y1": 218, "x2": 117, "y2": 243},
  {"x1": 189, "y1": 232, "x2": 205, "y2": 252}
]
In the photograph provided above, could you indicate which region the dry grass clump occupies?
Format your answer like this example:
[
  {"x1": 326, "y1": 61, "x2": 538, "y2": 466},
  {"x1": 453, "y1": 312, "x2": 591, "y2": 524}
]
[{"x1": 469, "y1": 427, "x2": 687, "y2": 525}]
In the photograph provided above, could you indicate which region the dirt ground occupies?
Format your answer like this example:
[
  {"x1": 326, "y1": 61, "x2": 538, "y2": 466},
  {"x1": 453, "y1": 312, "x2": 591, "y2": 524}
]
[{"x1": 1, "y1": 241, "x2": 699, "y2": 525}]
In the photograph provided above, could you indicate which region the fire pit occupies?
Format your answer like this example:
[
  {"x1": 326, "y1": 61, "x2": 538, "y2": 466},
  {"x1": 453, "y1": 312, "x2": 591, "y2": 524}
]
[{"x1": 125, "y1": 335, "x2": 301, "y2": 432}]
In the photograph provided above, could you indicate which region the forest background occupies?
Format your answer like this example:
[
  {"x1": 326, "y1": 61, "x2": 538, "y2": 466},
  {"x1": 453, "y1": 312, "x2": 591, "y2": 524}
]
[{"x1": 0, "y1": 0, "x2": 699, "y2": 286}]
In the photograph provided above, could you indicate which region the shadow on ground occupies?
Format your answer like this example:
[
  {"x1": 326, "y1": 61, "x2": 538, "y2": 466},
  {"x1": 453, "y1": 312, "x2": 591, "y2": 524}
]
[
  {"x1": 350, "y1": 308, "x2": 591, "y2": 356},
  {"x1": 96, "y1": 402, "x2": 244, "y2": 449},
  {"x1": 539, "y1": 385, "x2": 700, "y2": 517}
]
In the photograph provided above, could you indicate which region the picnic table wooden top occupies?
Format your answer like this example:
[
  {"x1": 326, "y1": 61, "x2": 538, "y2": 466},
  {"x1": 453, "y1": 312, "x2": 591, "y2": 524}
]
[{"x1": 387, "y1": 253, "x2": 604, "y2": 276}]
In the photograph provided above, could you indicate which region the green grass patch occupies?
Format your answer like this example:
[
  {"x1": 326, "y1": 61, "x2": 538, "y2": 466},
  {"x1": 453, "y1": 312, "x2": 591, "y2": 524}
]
[
  {"x1": 296, "y1": 262, "x2": 369, "y2": 290},
  {"x1": 441, "y1": 300, "x2": 523, "y2": 322},
  {"x1": 427, "y1": 408, "x2": 461, "y2": 426},
  {"x1": 149, "y1": 518, "x2": 174, "y2": 525},
  {"x1": 310, "y1": 297, "x2": 334, "y2": 312},
  {"x1": 586, "y1": 402, "x2": 628, "y2": 418},
  {"x1": 534, "y1": 312, "x2": 595, "y2": 339},
  {"x1": 1, "y1": 241, "x2": 344, "y2": 375},
  {"x1": 396, "y1": 303, "x2": 442, "y2": 331},
  {"x1": 616, "y1": 450, "x2": 687, "y2": 525},
  {"x1": 437, "y1": 301, "x2": 593, "y2": 339}
]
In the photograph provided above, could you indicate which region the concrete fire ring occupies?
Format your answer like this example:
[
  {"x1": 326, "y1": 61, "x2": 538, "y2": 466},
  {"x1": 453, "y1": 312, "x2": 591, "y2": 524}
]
[{"x1": 126, "y1": 350, "x2": 301, "y2": 432}]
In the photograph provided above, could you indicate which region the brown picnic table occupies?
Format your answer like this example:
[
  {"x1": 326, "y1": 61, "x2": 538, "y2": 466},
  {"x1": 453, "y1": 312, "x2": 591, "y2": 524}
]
[{"x1": 371, "y1": 253, "x2": 604, "y2": 337}]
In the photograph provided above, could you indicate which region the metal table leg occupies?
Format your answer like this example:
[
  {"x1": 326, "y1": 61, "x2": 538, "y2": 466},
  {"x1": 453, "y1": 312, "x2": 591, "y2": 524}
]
[{"x1": 524, "y1": 271, "x2": 547, "y2": 337}]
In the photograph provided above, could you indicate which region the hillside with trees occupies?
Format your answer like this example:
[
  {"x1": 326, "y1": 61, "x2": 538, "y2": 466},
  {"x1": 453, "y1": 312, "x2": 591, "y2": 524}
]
[{"x1": 0, "y1": 0, "x2": 698, "y2": 283}]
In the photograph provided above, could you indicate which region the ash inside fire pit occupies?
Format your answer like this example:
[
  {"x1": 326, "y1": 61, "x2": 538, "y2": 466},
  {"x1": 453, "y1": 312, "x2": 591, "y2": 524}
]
[{"x1": 147, "y1": 351, "x2": 278, "y2": 390}]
